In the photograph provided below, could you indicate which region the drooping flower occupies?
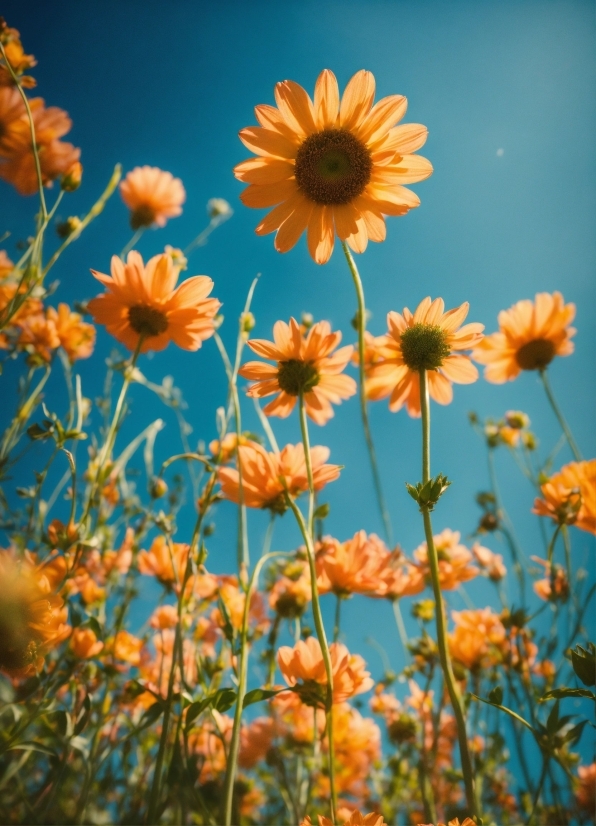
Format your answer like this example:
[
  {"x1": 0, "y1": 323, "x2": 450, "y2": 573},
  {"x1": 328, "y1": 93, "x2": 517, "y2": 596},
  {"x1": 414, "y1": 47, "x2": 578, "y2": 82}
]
[
  {"x1": 533, "y1": 460, "x2": 596, "y2": 534},
  {"x1": 473, "y1": 292, "x2": 576, "y2": 382},
  {"x1": 531, "y1": 556, "x2": 569, "y2": 603},
  {"x1": 277, "y1": 636, "x2": 373, "y2": 705},
  {"x1": 364, "y1": 297, "x2": 484, "y2": 417},
  {"x1": 46, "y1": 303, "x2": 95, "y2": 361},
  {"x1": 235, "y1": 69, "x2": 432, "y2": 264},
  {"x1": 119, "y1": 166, "x2": 186, "y2": 229},
  {"x1": 239, "y1": 317, "x2": 356, "y2": 424},
  {"x1": 218, "y1": 439, "x2": 340, "y2": 513},
  {"x1": 70, "y1": 627, "x2": 104, "y2": 659},
  {"x1": 87, "y1": 251, "x2": 221, "y2": 354},
  {"x1": 447, "y1": 608, "x2": 506, "y2": 671},
  {"x1": 413, "y1": 529, "x2": 479, "y2": 590}
]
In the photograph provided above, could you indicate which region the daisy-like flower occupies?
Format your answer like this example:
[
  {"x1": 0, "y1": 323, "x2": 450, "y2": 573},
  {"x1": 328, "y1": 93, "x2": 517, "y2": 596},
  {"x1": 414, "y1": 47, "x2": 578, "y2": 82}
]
[
  {"x1": 119, "y1": 166, "x2": 186, "y2": 229},
  {"x1": 46, "y1": 303, "x2": 95, "y2": 362},
  {"x1": 87, "y1": 251, "x2": 220, "y2": 354},
  {"x1": 239, "y1": 317, "x2": 356, "y2": 424},
  {"x1": 316, "y1": 531, "x2": 390, "y2": 596},
  {"x1": 364, "y1": 297, "x2": 484, "y2": 417},
  {"x1": 473, "y1": 292, "x2": 576, "y2": 382},
  {"x1": 70, "y1": 627, "x2": 104, "y2": 660},
  {"x1": 235, "y1": 69, "x2": 432, "y2": 264},
  {"x1": 301, "y1": 809, "x2": 386, "y2": 826},
  {"x1": 532, "y1": 459, "x2": 596, "y2": 534},
  {"x1": 218, "y1": 439, "x2": 340, "y2": 514},
  {"x1": 413, "y1": 529, "x2": 479, "y2": 591},
  {"x1": 447, "y1": 608, "x2": 506, "y2": 671}
]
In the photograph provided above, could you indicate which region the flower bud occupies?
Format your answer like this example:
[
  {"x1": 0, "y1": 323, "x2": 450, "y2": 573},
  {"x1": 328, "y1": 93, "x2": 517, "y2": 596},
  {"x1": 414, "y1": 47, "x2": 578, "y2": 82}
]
[
  {"x1": 56, "y1": 216, "x2": 82, "y2": 238},
  {"x1": 241, "y1": 311, "x2": 255, "y2": 335},
  {"x1": 61, "y1": 161, "x2": 83, "y2": 192},
  {"x1": 150, "y1": 477, "x2": 168, "y2": 499},
  {"x1": 207, "y1": 198, "x2": 232, "y2": 219},
  {"x1": 505, "y1": 410, "x2": 530, "y2": 429}
]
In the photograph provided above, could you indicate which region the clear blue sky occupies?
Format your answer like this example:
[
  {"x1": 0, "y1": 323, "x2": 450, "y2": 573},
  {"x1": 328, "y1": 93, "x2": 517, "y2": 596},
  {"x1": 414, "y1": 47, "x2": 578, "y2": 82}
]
[{"x1": 2, "y1": 0, "x2": 595, "y2": 683}]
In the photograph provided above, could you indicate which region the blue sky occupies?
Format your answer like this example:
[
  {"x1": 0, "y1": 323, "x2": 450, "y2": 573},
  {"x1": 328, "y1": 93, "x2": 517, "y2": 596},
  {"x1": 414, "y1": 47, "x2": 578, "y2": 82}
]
[{"x1": 2, "y1": 0, "x2": 595, "y2": 687}]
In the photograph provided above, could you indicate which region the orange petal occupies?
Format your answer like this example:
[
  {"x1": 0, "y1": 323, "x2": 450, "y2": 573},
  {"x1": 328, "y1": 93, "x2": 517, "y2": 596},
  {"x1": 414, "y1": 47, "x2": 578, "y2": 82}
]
[
  {"x1": 238, "y1": 126, "x2": 297, "y2": 159},
  {"x1": 234, "y1": 157, "x2": 294, "y2": 184},
  {"x1": 275, "y1": 200, "x2": 313, "y2": 253},
  {"x1": 339, "y1": 70, "x2": 376, "y2": 131},
  {"x1": 274, "y1": 80, "x2": 317, "y2": 137},
  {"x1": 379, "y1": 123, "x2": 428, "y2": 154},
  {"x1": 308, "y1": 205, "x2": 334, "y2": 264},
  {"x1": 357, "y1": 95, "x2": 408, "y2": 145},
  {"x1": 440, "y1": 355, "x2": 479, "y2": 384},
  {"x1": 240, "y1": 179, "x2": 298, "y2": 209},
  {"x1": 314, "y1": 69, "x2": 340, "y2": 129}
]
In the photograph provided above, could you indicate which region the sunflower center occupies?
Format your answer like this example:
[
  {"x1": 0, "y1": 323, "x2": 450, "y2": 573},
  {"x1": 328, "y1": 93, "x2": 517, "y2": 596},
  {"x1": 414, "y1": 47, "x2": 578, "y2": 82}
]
[
  {"x1": 515, "y1": 338, "x2": 556, "y2": 371},
  {"x1": 294, "y1": 129, "x2": 372, "y2": 205},
  {"x1": 130, "y1": 204, "x2": 156, "y2": 230},
  {"x1": 400, "y1": 324, "x2": 451, "y2": 371},
  {"x1": 277, "y1": 359, "x2": 320, "y2": 395},
  {"x1": 128, "y1": 305, "x2": 168, "y2": 337}
]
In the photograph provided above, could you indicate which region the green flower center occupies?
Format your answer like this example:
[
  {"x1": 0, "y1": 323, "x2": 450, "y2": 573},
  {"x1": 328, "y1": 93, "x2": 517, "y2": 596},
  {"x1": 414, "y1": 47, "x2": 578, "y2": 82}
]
[
  {"x1": 400, "y1": 324, "x2": 451, "y2": 371},
  {"x1": 128, "y1": 305, "x2": 168, "y2": 337},
  {"x1": 277, "y1": 359, "x2": 320, "y2": 395},
  {"x1": 294, "y1": 129, "x2": 372, "y2": 205},
  {"x1": 130, "y1": 204, "x2": 156, "y2": 229},
  {"x1": 515, "y1": 338, "x2": 556, "y2": 371}
]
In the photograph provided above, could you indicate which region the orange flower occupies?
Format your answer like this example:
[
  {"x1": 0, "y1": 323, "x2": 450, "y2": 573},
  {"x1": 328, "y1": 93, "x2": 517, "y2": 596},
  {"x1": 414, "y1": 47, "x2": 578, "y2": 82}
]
[
  {"x1": 239, "y1": 317, "x2": 356, "y2": 424},
  {"x1": 46, "y1": 303, "x2": 95, "y2": 362},
  {"x1": 236, "y1": 69, "x2": 432, "y2": 264},
  {"x1": 16, "y1": 312, "x2": 60, "y2": 361},
  {"x1": 533, "y1": 459, "x2": 596, "y2": 534},
  {"x1": 277, "y1": 636, "x2": 373, "y2": 705},
  {"x1": 301, "y1": 811, "x2": 386, "y2": 826},
  {"x1": 448, "y1": 608, "x2": 506, "y2": 671},
  {"x1": 188, "y1": 710, "x2": 233, "y2": 782},
  {"x1": 0, "y1": 87, "x2": 28, "y2": 155},
  {"x1": 239, "y1": 717, "x2": 276, "y2": 768},
  {"x1": 119, "y1": 166, "x2": 186, "y2": 229},
  {"x1": 212, "y1": 576, "x2": 269, "y2": 636},
  {"x1": 0, "y1": 24, "x2": 36, "y2": 87},
  {"x1": 137, "y1": 536, "x2": 190, "y2": 591},
  {"x1": 111, "y1": 630, "x2": 143, "y2": 666},
  {"x1": 319, "y1": 703, "x2": 381, "y2": 800},
  {"x1": 218, "y1": 439, "x2": 340, "y2": 513},
  {"x1": 418, "y1": 820, "x2": 475, "y2": 826},
  {"x1": 88, "y1": 251, "x2": 220, "y2": 354},
  {"x1": 413, "y1": 529, "x2": 479, "y2": 590},
  {"x1": 473, "y1": 292, "x2": 576, "y2": 382},
  {"x1": 364, "y1": 297, "x2": 484, "y2": 417},
  {"x1": 102, "y1": 527, "x2": 134, "y2": 577},
  {"x1": 531, "y1": 556, "x2": 569, "y2": 603},
  {"x1": 70, "y1": 627, "x2": 104, "y2": 659},
  {"x1": 472, "y1": 542, "x2": 507, "y2": 581},
  {"x1": 0, "y1": 249, "x2": 13, "y2": 278},
  {"x1": 208, "y1": 432, "x2": 250, "y2": 464},
  {"x1": 149, "y1": 605, "x2": 178, "y2": 630},
  {"x1": 268, "y1": 564, "x2": 311, "y2": 618},
  {"x1": 0, "y1": 550, "x2": 70, "y2": 676},
  {"x1": 316, "y1": 531, "x2": 389, "y2": 596},
  {"x1": 576, "y1": 763, "x2": 596, "y2": 814}
]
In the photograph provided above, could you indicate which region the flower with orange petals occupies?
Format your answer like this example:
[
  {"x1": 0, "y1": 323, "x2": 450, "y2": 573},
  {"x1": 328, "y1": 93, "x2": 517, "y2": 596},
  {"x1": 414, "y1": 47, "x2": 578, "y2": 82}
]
[
  {"x1": 472, "y1": 542, "x2": 507, "y2": 581},
  {"x1": 212, "y1": 576, "x2": 269, "y2": 637},
  {"x1": 209, "y1": 432, "x2": 250, "y2": 464},
  {"x1": 448, "y1": 608, "x2": 506, "y2": 671},
  {"x1": 239, "y1": 317, "x2": 356, "y2": 424},
  {"x1": 70, "y1": 627, "x2": 104, "y2": 659},
  {"x1": 218, "y1": 439, "x2": 340, "y2": 514},
  {"x1": 0, "y1": 25, "x2": 36, "y2": 87},
  {"x1": 417, "y1": 819, "x2": 475, "y2": 826},
  {"x1": 46, "y1": 303, "x2": 95, "y2": 362},
  {"x1": 111, "y1": 630, "x2": 143, "y2": 666},
  {"x1": 576, "y1": 763, "x2": 596, "y2": 814},
  {"x1": 137, "y1": 536, "x2": 190, "y2": 591},
  {"x1": 239, "y1": 717, "x2": 276, "y2": 768},
  {"x1": 531, "y1": 556, "x2": 569, "y2": 603},
  {"x1": 188, "y1": 710, "x2": 233, "y2": 782},
  {"x1": 149, "y1": 605, "x2": 178, "y2": 630},
  {"x1": 473, "y1": 292, "x2": 576, "y2": 382},
  {"x1": 268, "y1": 567, "x2": 312, "y2": 618},
  {"x1": 364, "y1": 297, "x2": 483, "y2": 417},
  {"x1": 0, "y1": 550, "x2": 70, "y2": 676},
  {"x1": 316, "y1": 531, "x2": 389, "y2": 596},
  {"x1": 236, "y1": 68, "x2": 432, "y2": 264},
  {"x1": 16, "y1": 312, "x2": 60, "y2": 361},
  {"x1": 533, "y1": 459, "x2": 596, "y2": 534},
  {"x1": 413, "y1": 529, "x2": 479, "y2": 590},
  {"x1": 301, "y1": 810, "x2": 386, "y2": 826},
  {"x1": 0, "y1": 249, "x2": 13, "y2": 278},
  {"x1": 119, "y1": 166, "x2": 186, "y2": 229},
  {"x1": 277, "y1": 636, "x2": 373, "y2": 705},
  {"x1": 88, "y1": 251, "x2": 220, "y2": 354}
]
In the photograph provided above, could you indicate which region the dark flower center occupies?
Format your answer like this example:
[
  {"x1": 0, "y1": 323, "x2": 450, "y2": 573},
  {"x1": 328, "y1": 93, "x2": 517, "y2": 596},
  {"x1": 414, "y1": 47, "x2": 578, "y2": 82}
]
[
  {"x1": 400, "y1": 324, "x2": 451, "y2": 371},
  {"x1": 128, "y1": 305, "x2": 168, "y2": 337},
  {"x1": 265, "y1": 492, "x2": 289, "y2": 516},
  {"x1": 294, "y1": 129, "x2": 372, "y2": 205},
  {"x1": 515, "y1": 338, "x2": 556, "y2": 371},
  {"x1": 130, "y1": 204, "x2": 156, "y2": 229},
  {"x1": 277, "y1": 359, "x2": 320, "y2": 395}
]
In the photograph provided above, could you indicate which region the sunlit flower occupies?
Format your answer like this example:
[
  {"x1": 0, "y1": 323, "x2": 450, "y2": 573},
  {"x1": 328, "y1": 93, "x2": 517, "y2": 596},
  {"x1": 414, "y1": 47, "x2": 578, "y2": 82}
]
[
  {"x1": 119, "y1": 166, "x2": 186, "y2": 229},
  {"x1": 137, "y1": 536, "x2": 190, "y2": 591},
  {"x1": 0, "y1": 249, "x2": 13, "y2": 278},
  {"x1": 46, "y1": 303, "x2": 95, "y2": 361},
  {"x1": 149, "y1": 605, "x2": 178, "y2": 630},
  {"x1": 207, "y1": 197, "x2": 233, "y2": 219},
  {"x1": 472, "y1": 542, "x2": 507, "y2": 581},
  {"x1": 0, "y1": 87, "x2": 28, "y2": 154},
  {"x1": 70, "y1": 627, "x2": 104, "y2": 659},
  {"x1": 319, "y1": 703, "x2": 381, "y2": 800},
  {"x1": 209, "y1": 432, "x2": 250, "y2": 464},
  {"x1": 236, "y1": 68, "x2": 432, "y2": 264},
  {"x1": 277, "y1": 636, "x2": 373, "y2": 704},
  {"x1": 218, "y1": 439, "x2": 340, "y2": 513},
  {"x1": 0, "y1": 25, "x2": 36, "y2": 87},
  {"x1": 364, "y1": 297, "x2": 483, "y2": 417},
  {"x1": 301, "y1": 810, "x2": 386, "y2": 826},
  {"x1": 0, "y1": 550, "x2": 70, "y2": 676},
  {"x1": 413, "y1": 529, "x2": 479, "y2": 590},
  {"x1": 102, "y1": 527, "x2": 134, "y2": 577},
  {"x1": 268, "y1": 565, "x2": 312, "y2": 618},
  {"x1": 316, "y1": 531, "x2": 390, "y2": 596},
  {"x1": 142, "y1": 629, "x2": 197, "y2": 696},
  {"x1": 533, "y1": 460, "x2": 596, "y2": 534},
  {"x1": 473, "y1": 292, "x2": 575, "y2": 382},
  {"x1": 188, "y1": 710, "x2": 233, "y2": 782},
  {"x1": 16, "y1": 312, "x2": 60, "y2": 361},
  {"x1": 272, "y1": 689, "x2": 326, "y2": 744},
  {"x1": 88, "y1": 251, "x2": 220, "y2": 353},
  {"x1": 531, "y1": 556, "x2": 569, "y2": 603},
  {"x1": 239, "y1": 318, "x2": 356, "y2": 424},
  {"x1": 111, "y1": 630, "x2": 143, "y2": 666},
  {"x1": 417, "y1": 819, "x2": 475, "y2": 826},
  {"x1": 448, "y1": 608, "x2": 506, "y2": 671},
  {"x1": 575, "y1": 763, "x2": 596, "y2": 815},
  {"x1": 212, "y1": 575, "x2": 269, "y2": 636}
]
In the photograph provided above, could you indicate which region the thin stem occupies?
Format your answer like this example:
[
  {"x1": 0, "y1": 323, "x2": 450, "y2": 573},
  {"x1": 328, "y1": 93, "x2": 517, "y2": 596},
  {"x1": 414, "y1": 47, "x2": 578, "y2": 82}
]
[
  {"x1": 298, "y1": 391, "x2": 315, "y2": 534},
  {"x1": 540, "y1": 370, "x2": 582, "y2": 461},
  {"x1": 391, "y1": 599, "x2": 410, "y2": 665},
  {"x1": 333, "y1": 596, "x2": 341, "y2": 643},
  {"x1": 183, "y1": 212, "x2": 232, "y2": 256},
  {"x1": 341, "y1": 241, "x2": 393, "y2": 545},
  {"x1": 418, "y1": 369, "x2": 479, "y2": 820},
  {"x1": 120, "y1": 227, "x2": 144, "y2": 259},
  {"x1": 528, "y1": 755, "x2": 549, "y2": 825}
]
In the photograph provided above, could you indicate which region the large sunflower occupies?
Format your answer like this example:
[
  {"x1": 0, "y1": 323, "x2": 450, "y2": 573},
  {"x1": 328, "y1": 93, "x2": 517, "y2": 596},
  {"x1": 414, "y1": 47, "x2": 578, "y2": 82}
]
[{"x1": 235, "y1": 69, "x2": 432, "y2": 264}]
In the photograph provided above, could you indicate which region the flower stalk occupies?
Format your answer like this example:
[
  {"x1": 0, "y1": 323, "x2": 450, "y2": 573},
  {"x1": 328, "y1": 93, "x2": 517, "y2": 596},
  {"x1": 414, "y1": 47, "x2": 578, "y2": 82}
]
[{"x1": 540, "y1": 369, "x2": 582, "y2": 462}]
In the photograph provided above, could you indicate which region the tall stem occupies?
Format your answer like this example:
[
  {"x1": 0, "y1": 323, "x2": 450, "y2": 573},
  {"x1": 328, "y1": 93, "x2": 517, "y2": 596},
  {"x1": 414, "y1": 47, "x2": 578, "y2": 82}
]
[
  {"x1": 418, "y1": 369, "x2": 479, "y2": 819},
  {"x1": 341, "y1": 241, "x2": 393, "y2": 545},
  {"x1": 540, "y1": 370, "x2": 582, "y2": 461}
]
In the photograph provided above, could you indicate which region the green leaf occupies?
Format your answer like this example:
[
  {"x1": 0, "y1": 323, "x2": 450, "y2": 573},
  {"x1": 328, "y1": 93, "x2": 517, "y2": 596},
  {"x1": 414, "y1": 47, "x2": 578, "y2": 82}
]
[
  {"x1": 488, "y1": 685, "x2": 503, "y2": 706},
  {"x1": 313, "y1": 502, "x2": 330, "y2": 520},
  {"x1": 74, "y1": 694, "x2": 92, "y2": 736},
  {"x1": 6, "y1": 741, "x2": 57, "y2": 758},
  {"x1": 243, "y1": 688, "x2": 283, "y2": 708},
  {"x1": 542, "y1": 687, "x2": 596, "y2": 702},
  {"x1": 213, "y1": 687, "x2": 237, "y2": 712},
  {"x1": 571, "y1": 642, "x2": 596, "y2": 687},
  {"x1": 185, "y1": 698, "x2": 213, "y2": 730}
]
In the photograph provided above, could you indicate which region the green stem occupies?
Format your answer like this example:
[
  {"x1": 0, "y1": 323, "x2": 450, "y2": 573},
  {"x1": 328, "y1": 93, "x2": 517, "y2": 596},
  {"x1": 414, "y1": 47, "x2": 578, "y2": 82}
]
[
  {"x1": 418, "y1": 368, "x2": 479, "y2": 820},
  {"x1": 340, "y1": 241, "x2": 393, "y2": 545},
  {"x1": 391, "y1": 599, "x2": 410, "y2": 665},
  {"x1": 333, "y1": 595, "x2": 341, "y2": 643},
  {"x1": 540, "y1": 370, "x2": 582, "y2": 462},
  {"x1": 120, "y1": 227, "x2": 144, "y2": 259}
]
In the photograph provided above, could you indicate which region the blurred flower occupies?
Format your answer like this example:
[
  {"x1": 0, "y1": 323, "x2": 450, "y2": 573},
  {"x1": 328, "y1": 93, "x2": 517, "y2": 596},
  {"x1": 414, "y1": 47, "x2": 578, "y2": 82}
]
[
  {"x1": 473, "y1": 292, "x2": 575, "y2": 381},
  {"x1": 218, "y1": 440, "x2": 340, "y2": 513},
  {"x1": 119, "y1": 166, "x2": 185, "y2": 229},
  {"x1": 207, "y1": 197, "x2": 232, "y2": 219},
  {"x1": 212, "y1": 575, "x2": 269, "y2": 637},
  {"x1": 16, "y1": 312, "x2": 60, "y2": 361},
  {"x1": 0, "y1": 249, "x2": 13, "y2": 278},
  {"x1": 301, "y1": 810, "x2": 386, "y2": 826},
  {"x1": 239, "y1": 317, "x2": 356, "y2": 424},
  {"x1": 111, "y1": 630, "x2": 143, "y2": 666},
  {"x1": 46, "y1": 303, "x2": 95, "y2": 361},
  {"x1": 413, "y1": 529, "x2": 479, "y2": 590},
  {"x1": 188, "y1": 710, "x2": 233, "y2": 782},
  {"x1": 149, "y1": 605, "x2": 178, "y2": 630},
  {"x1": 88, "y1": 251, "x2": 221, "y2": 353},
  {"x1": 418, "y1": 820, "x2": 475, "y2": 826},
  {"x1": 531, "y1": 556, "x2": 569, "y2": 603},
  {"x1": 448, "y1": 608, "x2": 506, "y2": 671},
  {"x1": 0, "y1": 87, "x2": 28, "y2": 154},
  {"x1": 209, "y1": 432, "x2": 250, "y2": 464},
  {"x1": 137, "y1": 535, "x2": 190, "y2": 591},
  {"x1": 0, "y1": 23, "x2": 36, "y2": 87},
  {"x1": 70, "y1": 627, "x2": 104, "y2": 659},
  {"x1": 277, "y1": 636, "x2": 373, "y2": 704},
  {"x1": 472, "y1": 542, "x2": 506, "y2": 581},
  {"x1": 164, "y1": 245, "x2": 187, "y2": 271},
  {"x1": 268, "y1": 566, "x2": 312, "y2": 618},
  {"x1": 363, "y1": 297, "x2": 484, "y2": 417},
  {"x1": 236, "y1": 68, "x2": 432, "y2": 264},
  {"x1": 575, "y1": 763, "x2": 596, "y2": 814},
  {"x1": 533, "y1": 460, "x2": 596, "y2": 534},
  {"x1": 61, "y1": 159, "x2": 82, "y2": 191},
  {"x1": 0, "y1": 550, "x2": 70, "y2": 676},
  {"x1": 319, "y1": 703, "x2": 381, "y2": 800},
  {"x1": 239, "y1": 717, "x2": 275, "y2": 768},
  {"x1": 102, "y1": 527, "x2": 134, "y2": 576}
]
